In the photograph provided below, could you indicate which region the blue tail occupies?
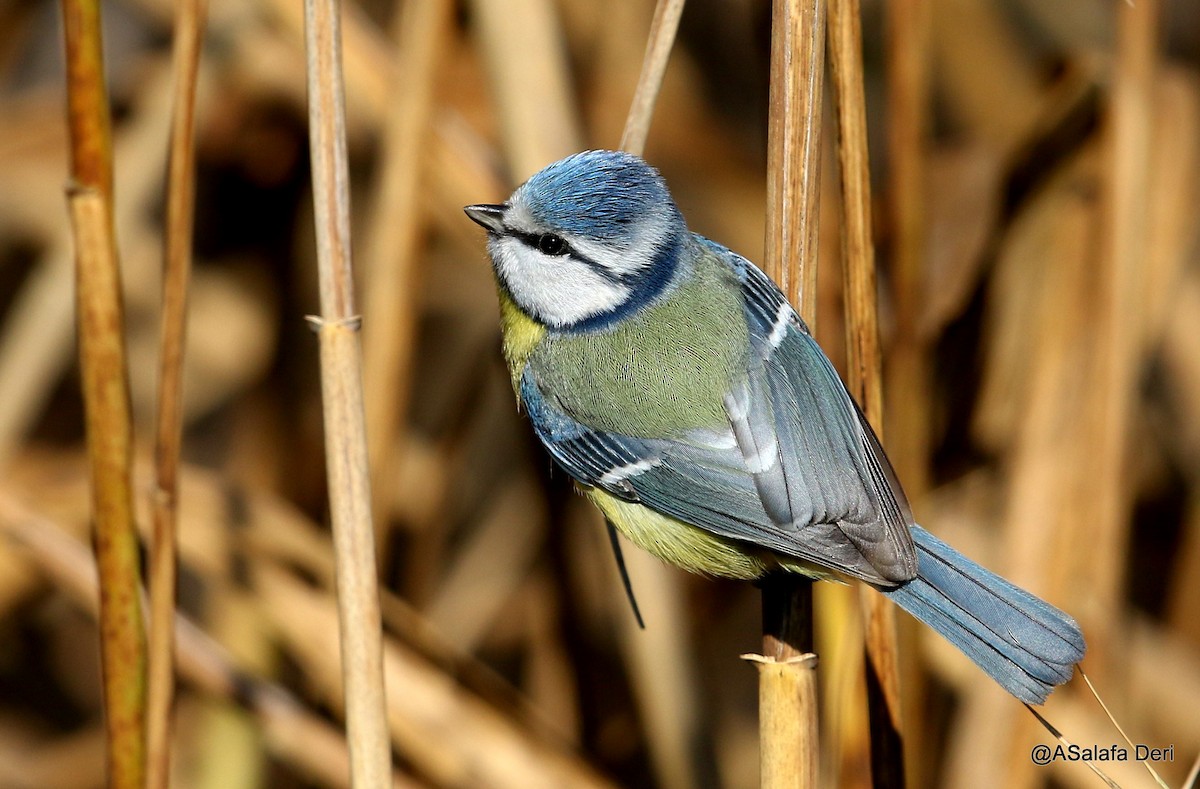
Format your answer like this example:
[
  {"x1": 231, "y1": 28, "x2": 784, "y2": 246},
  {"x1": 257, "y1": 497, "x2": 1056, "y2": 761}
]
[{"x1": 882, "y1": 525, "x2": 1086, "y2": 704}]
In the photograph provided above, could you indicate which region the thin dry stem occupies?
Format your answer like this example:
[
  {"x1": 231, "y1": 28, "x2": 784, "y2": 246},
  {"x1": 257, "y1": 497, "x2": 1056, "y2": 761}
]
[
  {"x1": 304, "y1": 0, "x2": 390, "y2": 784},
  {"x1": 618, "y1": 0, "x2": 687, "y2": 156},
  {"x1": 468, "y1": 0, "x2": 582, "y2": 178},
  {"x1": 146, "y1": 1, "x2": 207, "y2": 786},
  {"x1": 759, "y1": 0, "x2": 826, "y2": 786},
  {"x1": 1079, "y1": 669, "x2": 1169, "y2": 789},
  {"x1": 60, "y1": 1, "x2": 146, "y2": 784},
  {"x1": 828, "y1": 0, "x2": 905, "y2": 784},
  {"x1": 1022, "y1": 705, "x2": 1121, "y2": 789},
  {"x1": 1184, "y1": 753, "x2": 1200, "y2": 789}
]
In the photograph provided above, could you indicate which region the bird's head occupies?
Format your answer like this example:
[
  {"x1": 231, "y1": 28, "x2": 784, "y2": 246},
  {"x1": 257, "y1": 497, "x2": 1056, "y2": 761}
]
[{"x1": 465, "y1": 150, "x2": 687, "y2": 332}]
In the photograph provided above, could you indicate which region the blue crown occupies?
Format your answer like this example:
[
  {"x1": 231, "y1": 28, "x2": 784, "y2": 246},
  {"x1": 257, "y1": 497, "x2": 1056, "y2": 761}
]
[{"x1": 515, "y1": 150, "x2": 682, "y2": 241}]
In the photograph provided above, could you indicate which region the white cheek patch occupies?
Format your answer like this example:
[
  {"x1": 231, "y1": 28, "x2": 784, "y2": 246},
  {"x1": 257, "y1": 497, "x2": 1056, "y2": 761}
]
[
  {"x1": 491, "y1": 236, "x2": 631, "y2": 327},
  {"x1": 507, "y1": 196, "x2": 675, "y2": 280},
  {"x1": 566, "y1": 208, "x2": 674, "y2": 278}
]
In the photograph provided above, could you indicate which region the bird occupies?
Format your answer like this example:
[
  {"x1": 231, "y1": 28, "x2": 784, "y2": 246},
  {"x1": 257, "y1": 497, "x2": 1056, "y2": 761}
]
[{"x1": 464, "y1": 149, "x2": 1085, "y2": 704}]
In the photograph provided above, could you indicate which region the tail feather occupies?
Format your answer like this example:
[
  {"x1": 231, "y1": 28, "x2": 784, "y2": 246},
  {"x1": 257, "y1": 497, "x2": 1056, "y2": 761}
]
[{"x1": 882, "y1": 525, "x2": 1086, "y2": 704}]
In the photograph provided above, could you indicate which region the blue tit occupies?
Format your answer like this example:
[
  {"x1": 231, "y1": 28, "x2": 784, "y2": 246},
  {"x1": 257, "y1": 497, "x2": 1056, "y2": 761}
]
[{"x1": 464, "y1": 150, "x2": 1084, "y2": 704}]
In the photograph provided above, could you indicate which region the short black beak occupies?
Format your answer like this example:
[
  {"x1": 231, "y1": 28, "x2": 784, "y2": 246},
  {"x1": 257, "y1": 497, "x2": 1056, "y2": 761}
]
[{"x1": 463, "y1": 203, "x2": 507, "y2": 234}]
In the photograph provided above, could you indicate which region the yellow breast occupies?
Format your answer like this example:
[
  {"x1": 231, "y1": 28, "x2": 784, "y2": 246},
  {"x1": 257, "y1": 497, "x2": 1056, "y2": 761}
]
[{"x1": 497, "y1": 288, "x2": 546, "y2": 395}]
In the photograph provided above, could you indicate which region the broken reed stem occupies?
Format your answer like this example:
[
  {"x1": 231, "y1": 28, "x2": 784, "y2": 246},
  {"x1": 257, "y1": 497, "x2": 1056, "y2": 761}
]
[
  {"x1": 303, "y1": 0, "x2": 390, "y2": 785},
  {"x1": 759, "y1": 0, "x2": 826, "y2": 786},
  {"x1": 828, "y1": 0, "x2": 905, "y2": 785},
  {"x1": 618, "y1": 0, "x2": 687, "y2": 155},
  {"x1": 60, "y1": 1, "x2": 146, "y2": 787},
  {"x1": 146, "y1": 0, "x2": 207, "y2": 786}
]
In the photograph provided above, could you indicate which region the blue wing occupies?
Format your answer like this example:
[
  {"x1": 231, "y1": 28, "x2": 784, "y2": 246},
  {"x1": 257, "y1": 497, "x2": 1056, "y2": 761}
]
[{"x1": 520, "y1": 237, "x2": 918, "y2": 585}]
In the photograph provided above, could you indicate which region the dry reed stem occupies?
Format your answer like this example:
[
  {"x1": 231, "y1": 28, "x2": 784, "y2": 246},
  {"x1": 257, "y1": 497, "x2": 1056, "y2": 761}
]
[
  {"x1": 0, "y1": 65, "x2": 175, "y2": 477},
  {"x1": 1184, "y1": 753, "x2": 1200, "y2": 789},
  {"x1": 757, "y1": 0, "x2": 825, "y2": 786},
  {"x1": 361, "y1": 0, "x2": 454, "y2": 543},
  {"x1": 145, "y1": 1, "x2": 206, "y2": 786},
  {"x1": 882, "y1": 0, "x2": 930, "y2": 500},
  {"x1": 613, "y1": 542, "x2": 705, "y2": 789},
  {"x1": 927, "y1": 0, "x2": 1042, "y2": 152},
  {"x1": 257, "y1": 562, "x2": 619, "y2": 789},
  {"x1": 69, "y1": 185, "x2": 147, "y2": 789},
  {"x1": 303, "y1": 0, "x2": 390, "y2": 784},
  {"x1": 0, "y1": 492, "x2": 419, "y2": 789},
  {"x1": 764, "y1": 0, "x2": 825, "y2": 320},
  {"x1": 618, "y1": 0, "x2": 686, "y2": 155},
  {"x1": 468, "y1": 0, "x2": 582, "y2": 178},
  {"x1": 60, "y1": 1, "x2": 146, "y2": 784},
  {"x1": 0, "y1": 246, "x2": 73, "y2": 468},
  {"x1": 422, "y1": 475, "x2": 547, "y2": 650},
  {"x1": 1085, "y1": 0, "x2": 1158, "y2": 683},
  {"x1": 827, "y1": 0, "x2": 905, "y2": 785}
]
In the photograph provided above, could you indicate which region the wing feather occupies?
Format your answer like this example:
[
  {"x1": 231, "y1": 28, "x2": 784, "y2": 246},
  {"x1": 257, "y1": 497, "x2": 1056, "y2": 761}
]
[{"x1": 519, "y1": 238, "x2": 918, "y2": 585}]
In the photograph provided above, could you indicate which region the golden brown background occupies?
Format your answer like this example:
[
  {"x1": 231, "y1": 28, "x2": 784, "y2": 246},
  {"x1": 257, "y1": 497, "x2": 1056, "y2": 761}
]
[{"x1": 0, "y1": 0, "x2": 1197, "y2": 786}]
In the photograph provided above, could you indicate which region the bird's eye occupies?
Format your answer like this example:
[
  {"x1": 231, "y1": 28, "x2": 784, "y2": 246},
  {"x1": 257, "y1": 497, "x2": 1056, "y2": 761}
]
[{"x1": 537, "y1": 234, "x2": 568, "y2": 256}]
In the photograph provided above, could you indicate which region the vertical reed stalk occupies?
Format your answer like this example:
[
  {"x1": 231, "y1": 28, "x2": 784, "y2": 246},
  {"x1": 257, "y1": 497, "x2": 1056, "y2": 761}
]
[
  {"x1": 146, "y1": 1, "x2": 207, "y2": 786},
  {"x1": 828, "y1": 0, "x2": 905, "y2": 784},
  {"x1": 1081, "y1": 0, "x2": 1157, "y2": 687},
  {"x1": 303, "y1": 0, "x2": 390, "y2": 784},
  {"x1": 60, "y1": 1, "x2": 146, "y2": 786},
  {"x1": 618, "y1": 0, "x2": 687, "y2": 155},
  {"x1": 883, "y1": 0, "x2": 930, "y2": 499},
  {"x1": 758, "y1": 0, "x2": 825, "y2": 786}
]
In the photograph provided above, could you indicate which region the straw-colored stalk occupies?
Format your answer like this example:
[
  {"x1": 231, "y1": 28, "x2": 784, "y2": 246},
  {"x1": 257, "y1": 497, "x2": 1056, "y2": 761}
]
[
  {"x1": 0, "y1": 492, "x2": 420, "y2": 789},
  {"x1": 1084, "y1": 0, "x2": 1157, "y2": 684},
  {"x1": 146, "y1": 0, "x2": 206, "y2": 786},
  {"x1": 303, "y1": 0, "x2": 390, "y2": 785},
  {"x1": 883, "y1": 0, "x2": 931, "y2": 499},
  {"x1": 60, "y1": 1, "x2": 147, "y2": 786},
  {"x1": 618, "y1": 0, "x2": 686, "y2": 156},
  {"x1": 827, "y1": 0, "x2": 905, "y2": 785},
  {"x1": 757, "y1": 0, "x2": 826, "y2": 786},
  {"x1": 467, "y1": 0, "x2": 582, "y2": 178}
]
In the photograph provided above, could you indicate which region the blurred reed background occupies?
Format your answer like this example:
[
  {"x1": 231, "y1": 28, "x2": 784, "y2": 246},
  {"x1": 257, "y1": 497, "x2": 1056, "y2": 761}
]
[{"x1": 0, "y1": 0, "x2": 1198, "y2": 787}]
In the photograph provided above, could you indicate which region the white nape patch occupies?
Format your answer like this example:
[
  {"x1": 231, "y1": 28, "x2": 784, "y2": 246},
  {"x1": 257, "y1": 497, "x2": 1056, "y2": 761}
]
[
  {"x1": 600, "y1": 458, "x2": 657, "y2": 486},
  {"x1": 743, "y1": 435, "x2": 778, "y2": 473},
  {"x1": 491, "y1": 235, "x2": 631, "y2": 327},
  {"x1": 567, "y1": 208, "x2": 674, "y2": 277},
  {"x1": 767, "y1": 301, "x2": 792, "y2": 349}
]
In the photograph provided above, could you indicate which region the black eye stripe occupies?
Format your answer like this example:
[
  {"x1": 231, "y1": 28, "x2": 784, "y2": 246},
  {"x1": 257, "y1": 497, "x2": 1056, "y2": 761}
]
[
  {"x1": 537, "y1": 234, "x2": 568, "y2": 255},
  {"x1": 510, "y1": 228, "x2": 571, "y2": 256},
  {"x1": 506, "y1": 227, "x2": 638, "y2": 285}
]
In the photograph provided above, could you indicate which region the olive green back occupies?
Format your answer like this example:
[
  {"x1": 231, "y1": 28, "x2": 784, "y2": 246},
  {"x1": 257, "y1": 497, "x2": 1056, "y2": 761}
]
[{"x1": 527, "y1": 243, "x2": 748, "y2": 437}]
